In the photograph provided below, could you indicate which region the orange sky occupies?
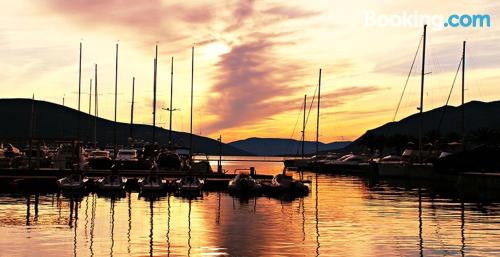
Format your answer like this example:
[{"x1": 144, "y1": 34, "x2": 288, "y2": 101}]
[{"x1": 1, "y1": 0, "x2": 499, "y2": 142}]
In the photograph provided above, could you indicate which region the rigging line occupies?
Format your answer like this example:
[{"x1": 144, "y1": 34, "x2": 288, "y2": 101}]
[
  {"x1": 288, "y1": 99, "x2": 305, "y2": 155},
  {"x1": 305, "y1": 84, "x2": 319, "y2": 130},
  {"x1": 298, "y1": 83, "x2": 319, "y2": 154},
  {"x1": 437, "y1": 58, "x2": 462, "y2": 133},
  {"x1": 392, "y1": 35, "x2": 423, "y2": 122},
  {"x1": 289, "y1": 97, "x2": 305, "y2": 141}
]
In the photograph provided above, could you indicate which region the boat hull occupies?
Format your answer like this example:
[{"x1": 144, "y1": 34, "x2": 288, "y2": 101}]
[{"x1": 378, "y1": 162, "x2": 434, "y2": 179}]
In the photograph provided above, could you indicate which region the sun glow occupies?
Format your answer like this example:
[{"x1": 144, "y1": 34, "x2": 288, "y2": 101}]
[{"x1": 203, "y1": 42, "x2": 231, "y2": 59}]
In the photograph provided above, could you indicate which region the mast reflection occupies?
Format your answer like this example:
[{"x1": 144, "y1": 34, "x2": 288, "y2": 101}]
[
  {"x1": 110, "y1": 197, "x2": 115, "y2": 257},
  {"x1": 418, "y1": 188, "x2": 423, "y2": 257},
  {"x1": 188, "y1": 198, "x2": 192, "y2": 257},
  {"x1": 216, "y1": 192, "x2": 221, "y2": 225},
  {"x1": 34, "y1": 193, "x2": 39, "y2": 222},
  {"x1": 315, "y1": 173, "x2": 320, "y2": 257},
  {"x1": 167, "y1": 193, "x2": 171, "y2": 257},
  {"x1": 89, "y1": 194, "x2": 96, "y2": 257},
  {"x1": 25, "y1": 194, "x2": 30, "y2": 226},
  {"x1": 460, "y1": 201, "x2": 466, "y2": 257},
  {"x1": 127, "y1": 192, "x2": 132, "y2": 255},
  {"x1": 149, "y1": 198, "x2": 154, "y2": 257},
  {"x1": 73, "y1": 198, "x2": 79, "y2": 257}
]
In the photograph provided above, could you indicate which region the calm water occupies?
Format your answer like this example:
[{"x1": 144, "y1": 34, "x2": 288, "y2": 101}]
[{"x1": 1, "y1": 157, "x2": 500, "y2": 257}]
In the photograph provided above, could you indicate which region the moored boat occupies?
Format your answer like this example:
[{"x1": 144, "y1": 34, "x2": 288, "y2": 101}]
[
  {"x1": 156, "y1": 151, "x2": 182, "y2": 171},
  {"x1": 228, "y1": 173, "x2": 261, "y2": 193},
  {"x1": 116, "y1": 149, "x2": 141, "y2": 169},
  {"x1": 138, "y1": 174, "x2": 168, "y2": 192},
  {"x1": 88, "y1": 150, "x2": 113, "y2": 169},
  {"x1": 97, "y1": 174, "x2": 127, "y2": 191},
  {"x1": 57, "y1": 174, "x2": 89, "y2": 190},
  {"x1": 175, "y1": 176, "x2": 204, "y2": 192},
  {"x1": 262, "y1": 173, "x2": 309, "y2": 195},
  {"x1": 322, "y1": 154, "x2": 371, "y2": 174}
]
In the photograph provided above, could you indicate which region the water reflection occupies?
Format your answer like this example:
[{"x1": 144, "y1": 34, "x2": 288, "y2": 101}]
[
  {"x1": 166, "y1": 193, "x2": 171, "y2": 257},
  {"x1": 418, "y1": 188, "x2": 423, "y2": 257},
  {"x1": 187, "y1": 198, "x2": 192, "y2": 257},
  {"x1": 149, "y1": 199, "x2": 153, "y2": 257},
  {"x1": 315, "y1": 173, "x2": 320, "y2": 257},
  {"x1": 0, "y1": 171, "x2": 499, "y2": 257},
  {"x1": 110, "y1": 197, "x2": 115, "y2": 257}
]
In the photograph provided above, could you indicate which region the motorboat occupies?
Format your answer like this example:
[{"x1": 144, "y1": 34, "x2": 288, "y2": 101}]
[
  {"x1": 175, "y1": 176, "x2": 204, "y2": 192},
  {"x1": 324, "y1": 154, "x2": 371, "y2": 173},
  {"x1": 376, "y1": 145, "x2": 434, "y2": 179},
  {"x1": 228, "y1": 173, "x2": 261, "y2": 193},
  {"x1": 0, "y1": 146, "x2": 9, "y2": 168},
  {"x1": 263, "y1": 173, "x2": 309, "y2": 195},
  {"x1": 3, "y1": 144, "x2": 21, "y2": 158},
  {"x1": 97, "y1": 174, "x2": 127, "y2": 191},
  {"x1": 115, "y1": 149, "x2": 141, "y2": 169},
  {"x1": 53, "y1": 144, "x2": 85, "y2": 169},
  {"x1": 156, "y1": 151, "x2": 182, "y2": 171},
  {"x1": 191, "y1": 160, "x2": 213, "y2": 173},
  {"x1": 283, "y1": 157, "x2": 311, "y2": 169},
  {"x1": 22, "y1": 146, "x2": 51, "y2": 168},
  {"x1": 434, "y1": 145, "x2": 500, "y2": 174},
  {"x1": 88, "y1": 150, "x2": 113, "y2": 169},
  {"x1": 138, "y1": 174, "x2": 168, "y2": 192},
  {"x1": 57, "y1": 174, "x2": 89, "y2": 190}
]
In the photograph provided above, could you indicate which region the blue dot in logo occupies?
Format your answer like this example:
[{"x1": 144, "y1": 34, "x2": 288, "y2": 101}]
[{"x1": 444, "y1": 22, "x2": 449, "y2": 27}]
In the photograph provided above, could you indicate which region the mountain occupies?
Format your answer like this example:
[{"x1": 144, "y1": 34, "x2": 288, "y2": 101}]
[
  {"x1": 228, "y1": 137, "x2": 351, "y2": 156},
  {"x1": 346, "y1": 100, "x2": 500, "y2": 152},
  {"x1": 0, "y1": 98, "x2": 251, "y2": 156}
]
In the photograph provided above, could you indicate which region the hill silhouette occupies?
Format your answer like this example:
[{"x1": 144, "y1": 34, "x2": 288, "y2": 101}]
[
  {"x1": 229, "y1": 137, "x2": 351, "y2": 156},
  {"x1": 0, "y1": 98, "x2": 251, "y2": 156},
  {"x1": 347, "y1": 100, "x2": 500, "y2": 151}
]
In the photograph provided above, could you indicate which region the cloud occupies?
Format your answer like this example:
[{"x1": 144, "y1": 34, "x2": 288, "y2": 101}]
[
  {"x1": 224, "y1": 0, "x2": 256, "y2": 32},
  {"x1": 203, "y1": 39, "x2": 305, "y2": 133},
  {"x1": 319, "y1": 86, "x2": 385, "y2": 108},
  {"x1": 262, "y1": 5, "x2": 320, "y2": 19},
  {"x1": 204, "y1": 43, "x2": 385, "y2": 133},
  {"x1": 39, "y1": 0, "x2": 217, "y2": 47}
]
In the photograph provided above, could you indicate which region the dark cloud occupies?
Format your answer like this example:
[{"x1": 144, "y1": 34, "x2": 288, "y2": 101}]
[
  {"x1": 204, "y1": 40, "x2": 304, "y2": 132},
  {"x1": 224, "y1": 0, "x2": 256, "y2": 32}
]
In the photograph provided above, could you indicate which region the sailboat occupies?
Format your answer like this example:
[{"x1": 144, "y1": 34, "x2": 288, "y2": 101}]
[
  {"x1": 377, "y1": 25, "x2": 434, "y2": 179},
  {"x1": 284, "y1": 70, "x2": 323, "y2": 169},
  {"x1": 433, "y1": 41, "x2": 500, "y2": 174}
]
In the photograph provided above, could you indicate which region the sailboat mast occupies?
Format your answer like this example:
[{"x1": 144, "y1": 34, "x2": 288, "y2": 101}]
[
  {"x1": 315, "y1": 69, "x2": 322, "y2": 155},
  {"x1": 130, "y1": 77, "x2": 135, "y2": 140},
  {"x1": 461, "y1": 41, "x2": 466, "y2": 149},
  {"x1": 169, "y1": 56, "x2": 174, "y2": 147},
  {"x1": 89, "y1": 79, "x2": 92, "y2": 115},
  {"x1": 94, "y1": 64, "x2": 98, "y2": 148},
  {"x1": 302, "y1": 94, "x2": 307, "y2": 158},
  {"x1": 113, "y1": 43, "x2": 119, "y2": 159},
  {"x1": 77, "y1": 42, "x2": 82, "y2": 143},
  {"x1": 29, "y1": 94, "x2": 35, "y2": 168},
  {"x1": 152, "y1": 45, "x2": 158, "y2": 144},
  {"x1": 419, "y1": 24, "x2": 427, "y2": 162},
  {"x1": 89, "y1": 78, "x2": 92, "y2": 145},
  {"x1": 189, "y1": 46, "x2": 194, "y2": 160}
]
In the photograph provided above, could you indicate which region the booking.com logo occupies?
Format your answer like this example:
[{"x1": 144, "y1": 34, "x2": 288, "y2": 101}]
[{"x1": 365, "y1": 11, "x2": 491, "y2": 29}]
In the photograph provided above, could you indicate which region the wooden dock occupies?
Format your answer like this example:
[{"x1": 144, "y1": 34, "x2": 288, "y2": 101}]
[{"x1": 0, "y1": 168, "x2": 275, "y2": 191}]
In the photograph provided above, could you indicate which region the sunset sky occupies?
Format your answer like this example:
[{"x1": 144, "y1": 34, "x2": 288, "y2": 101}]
[{"x1": 1, "y1": 0, "x2": 499, "y2": 143}]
